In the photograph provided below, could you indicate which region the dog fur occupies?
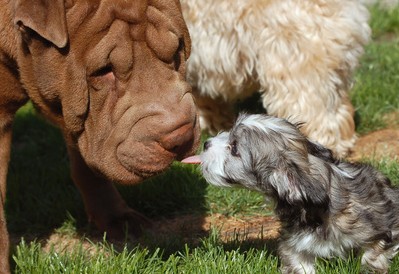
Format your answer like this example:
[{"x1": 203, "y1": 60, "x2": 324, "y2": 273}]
[
  {"x1": 194, "y1": 114, "x2": 399, "y2": 274},
  {"x1": 0, "y1": 0, "x2": 200, "y2": 272},
  {"x1": 181, "y1": 0, "x2": 371, "y2": 157}
]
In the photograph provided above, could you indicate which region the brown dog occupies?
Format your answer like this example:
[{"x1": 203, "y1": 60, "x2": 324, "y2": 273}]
[{"x1": 0, "y1": 0, "x2": 200, "y2": 272}]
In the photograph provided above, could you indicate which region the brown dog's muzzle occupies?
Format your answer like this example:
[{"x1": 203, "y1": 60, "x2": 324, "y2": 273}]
[
  {"x1": 115, "y1": 93, "x2": 199, "y2": 181},
  {"x1": 160, "y1": 122, "x2": 196, "y2": 158}
]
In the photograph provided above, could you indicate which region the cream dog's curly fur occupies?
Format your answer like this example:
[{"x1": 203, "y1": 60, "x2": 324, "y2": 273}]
[{"x1": 181, "y1": 0, "x2": 371, "y2": 157}]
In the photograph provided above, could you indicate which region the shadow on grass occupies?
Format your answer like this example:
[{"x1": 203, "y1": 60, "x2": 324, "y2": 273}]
[
  {"x1": 6, "y1": 103, "x2": 281, "y2": 274},
  {"x1": 6, "y1": 104, "x2": 84, "y2": 237},
  {"x1": 5, "y1": 103, "x2": 210, "y2": 254}
]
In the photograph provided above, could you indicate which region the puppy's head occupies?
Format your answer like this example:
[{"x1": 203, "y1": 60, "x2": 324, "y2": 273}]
[{"x1": 199, "y1": 114, "x2": 328, "y2": 206}]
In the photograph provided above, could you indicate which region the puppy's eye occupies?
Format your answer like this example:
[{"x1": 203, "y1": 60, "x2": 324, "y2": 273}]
[{"x1": 230, "y1": 140, "x2": 240, "y2": 157}]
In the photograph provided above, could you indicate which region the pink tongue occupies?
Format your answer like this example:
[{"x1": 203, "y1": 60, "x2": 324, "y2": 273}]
[{"x1": 181, "y1": 155, "x2": 201, "y2": 164}]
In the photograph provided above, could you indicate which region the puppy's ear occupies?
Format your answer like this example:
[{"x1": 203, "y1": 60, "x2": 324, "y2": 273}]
[
  {"x1": 14, "y1": 0, "x2": 68, "y2": 48},
  {"x1": 306, "y1": 140, "x2": 335, "y2": 162},
  {"x1": 270, "y1": 165, "x2": 328, "y2": 206}
]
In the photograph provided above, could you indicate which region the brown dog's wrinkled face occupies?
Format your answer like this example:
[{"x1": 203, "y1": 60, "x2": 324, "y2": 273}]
[{"x1": 16, "y1": 0, "x2": 199, "y2": 184}]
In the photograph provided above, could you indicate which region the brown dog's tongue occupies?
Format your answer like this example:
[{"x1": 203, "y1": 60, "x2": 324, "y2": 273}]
[{"x1": 181, "y1": 155, "x2": 201, "y2": 164}]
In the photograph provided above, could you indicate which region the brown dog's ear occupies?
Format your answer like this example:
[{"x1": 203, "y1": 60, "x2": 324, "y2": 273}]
[
  {"x1": 14, "y1": 0, "x2": 68, "y2": 48},
  {"x1": 173, "y1": 0, "x2": 191, "y2": 58},
  {"x1": 182, "y1": 26, "x2": 191, "y2": 59}
]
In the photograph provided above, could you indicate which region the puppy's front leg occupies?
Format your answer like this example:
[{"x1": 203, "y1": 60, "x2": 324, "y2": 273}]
[
  {"x1": 278, "y1": 241, "x2": 316, "y2": 274},
  {"x1": 361, "y1": 239, "x2": 398, "y2": 273},
  {"x1": 66, "y1": 144, "x2": 152, "y2": 239}
]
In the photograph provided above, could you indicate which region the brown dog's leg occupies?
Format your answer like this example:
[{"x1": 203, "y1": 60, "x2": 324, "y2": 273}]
[
  {"x1": 0, "y1": 63, "x2": 28, "y2": 273},
  {"x1": 0, "y1": 194, "x2": 9, "y2": 274},
  {"x1": 66, "y1": 145, "x2": 152, "y2": 239},
  {"x1": 0, "y1": 128, "x2": 12, "y2": 274}
]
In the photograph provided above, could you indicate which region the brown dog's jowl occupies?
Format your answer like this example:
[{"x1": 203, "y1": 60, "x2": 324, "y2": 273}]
[{"x1": 0, "y1": 0, "x2": 200, "y2": 272}]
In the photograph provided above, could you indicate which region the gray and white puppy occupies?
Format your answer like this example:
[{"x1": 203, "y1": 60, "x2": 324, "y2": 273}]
[{"x1": 183, "y1": 113, "x2": 399, "y2": 274}]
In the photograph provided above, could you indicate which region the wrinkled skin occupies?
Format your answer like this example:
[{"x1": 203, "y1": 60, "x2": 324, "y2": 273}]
[{"x1": 0, "y1": 0, "x2": 200, "y2": 272}]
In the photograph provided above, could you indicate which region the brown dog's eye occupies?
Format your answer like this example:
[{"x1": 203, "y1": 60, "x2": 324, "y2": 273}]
[
  {"x1": 91, "y1": 65, "x2": 113, "y2": 77},
  {"x1": 230, "y1": 140, "x2": 240, "y2": 157},
  {"x1": 88, "y1": 65, "x2": 115, "y2": 91}
]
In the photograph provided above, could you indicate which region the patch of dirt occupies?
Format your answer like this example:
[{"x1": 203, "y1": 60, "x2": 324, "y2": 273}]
[
  {"x1": 350, "y1": 128, "x2": 399, "y2": 161},
  {"x1": 43, "y1": 233, "x2": 106, "y2": 256},
  {"x1": 150, "y1": 213, "x2": 280, "y2": 243},
  {"x1": 34, "y1": 214, "x2": 280, "y2": 256},
  {"x1": 350, "y1": 111, "x2": 399, "y2": 161}
]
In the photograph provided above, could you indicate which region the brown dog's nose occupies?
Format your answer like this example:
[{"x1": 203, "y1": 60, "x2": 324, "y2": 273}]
[{"x1": 159, "y1": 123, "x2": 196, "y2": 159}]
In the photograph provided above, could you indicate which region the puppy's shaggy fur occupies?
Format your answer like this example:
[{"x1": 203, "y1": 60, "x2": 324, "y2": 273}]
[
  {"x1": 185, "y1": 114, "x2": 399, "y2": 274},
  {"x1": 181, "y1": 0, "x2": 371, "y2": 157}
]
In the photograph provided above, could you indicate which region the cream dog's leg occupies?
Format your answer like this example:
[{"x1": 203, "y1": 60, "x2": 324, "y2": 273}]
[
  {"x1": 261, "y1": 83, "x2": 356, "y2": 158},
  {"x1": 194, "y1": 92, "x2": 236, "y2": 135},
  {"x1": 255, "y1": 0, "x2": 369, "y2": 157}
]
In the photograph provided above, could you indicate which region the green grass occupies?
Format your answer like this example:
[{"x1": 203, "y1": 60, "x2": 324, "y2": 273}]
[
  {"x1": 351, "y1": 5, "x2": 399, "y2": 133},
  {"x1": 13, "y1": 234, "x2": 280, "y2": 274},
  {"x1": 5, "y1": 4, "x2": 399, "y2": 274}
]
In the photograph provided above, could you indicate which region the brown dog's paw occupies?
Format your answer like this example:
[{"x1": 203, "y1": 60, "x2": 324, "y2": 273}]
[{"x1": 91, "y1": 208, "x2": 153, "y2": 240}]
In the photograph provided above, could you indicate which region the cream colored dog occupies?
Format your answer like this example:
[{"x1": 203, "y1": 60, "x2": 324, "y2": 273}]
[{"x1": 181, "y1": 0, "x2": 371, "y2": 157}]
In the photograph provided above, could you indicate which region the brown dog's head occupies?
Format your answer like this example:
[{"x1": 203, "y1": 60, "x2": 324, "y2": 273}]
[{"x1": 14, "y1": 0, "x2": 200, "y2": 183}]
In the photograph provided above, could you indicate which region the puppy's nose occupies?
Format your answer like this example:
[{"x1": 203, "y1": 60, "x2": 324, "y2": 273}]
[{"x1": 203, "y1": 140, "x2": 211, "y2": 151}]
